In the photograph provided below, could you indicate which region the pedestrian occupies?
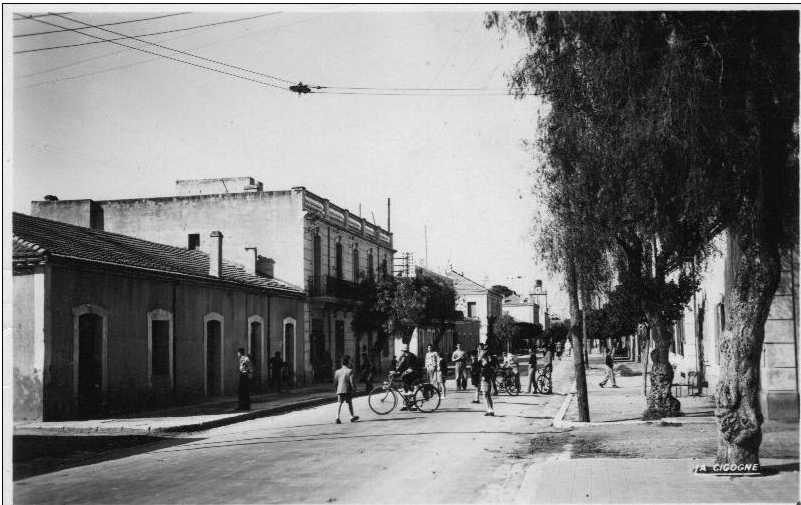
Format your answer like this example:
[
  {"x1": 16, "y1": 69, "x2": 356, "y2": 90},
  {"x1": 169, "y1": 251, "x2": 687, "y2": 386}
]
[
  {"x1": 556, "y1": 341, "x2": 564, "y2": 360},
  {"x1": 489, "y1": 353, "x2": 500, "y2": 396},
  {"x1": 269, "y1": 351, "x2": 283, "y2": 392},
  {"x1": 237, "y1": 348, "x2": 254, "y2": 411},
  {"x1": 599, "y1": 348, "x2": 619, "y2": 388},
  {"x1": 424, "y1": 344, "x2": 441, "y2": 385},
  {"x1": 469, "y1": 352, "x2": 482, "y2": 403},
  {"x1": 479, "y1": 356, "x2": 495, "y2": 416},
  {"x1": 333, "y1": 355, "x2": 360, "y2": 424},
  {"x1": 451, "y1": 343, "x2": 467, "y2": 391},
  {"x1": 437, "y1": 353, "x2": 448, "y2": 398},
  {"x1": 565, "y1": 339, "x2": 573, "y2": 357},
  {"x1": 526, "y1": 347, "x2": 538, "y2": 394}
]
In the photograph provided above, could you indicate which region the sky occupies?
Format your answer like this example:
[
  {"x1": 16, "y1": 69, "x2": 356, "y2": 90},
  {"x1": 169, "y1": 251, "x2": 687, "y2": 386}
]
[{"x1": 9, "y1": 6, "x2": 569, "y2": 318}]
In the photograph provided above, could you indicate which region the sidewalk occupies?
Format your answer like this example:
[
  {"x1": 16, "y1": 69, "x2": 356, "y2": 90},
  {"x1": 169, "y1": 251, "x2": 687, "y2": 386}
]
[
  {"x1": 520, "y1": 354, "x2": 800, "y2": 503},
  {"x1": 561, "y1": 355, "x2": 715, "y2": 424},
  {"x1": 14, "y1": 383, "x2": 359, "y2": 435}
]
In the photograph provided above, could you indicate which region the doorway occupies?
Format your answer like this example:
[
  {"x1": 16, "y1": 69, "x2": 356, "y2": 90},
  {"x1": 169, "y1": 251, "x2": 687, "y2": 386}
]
[
  {"x1": 206, "y1": 319, "x2": 222, "y2": 396},
  {"x1": 77, "y1": 313, "x2": 103, "y2": 418}
]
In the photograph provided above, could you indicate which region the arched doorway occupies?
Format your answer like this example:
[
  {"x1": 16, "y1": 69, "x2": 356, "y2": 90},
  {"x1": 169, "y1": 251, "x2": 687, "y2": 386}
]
[
  {"x1": 283, "y1": 317, "x2": 296, "y2": 384},
  {"x1": 205, "y1": 314, "x2": 224, "y2": 396}
]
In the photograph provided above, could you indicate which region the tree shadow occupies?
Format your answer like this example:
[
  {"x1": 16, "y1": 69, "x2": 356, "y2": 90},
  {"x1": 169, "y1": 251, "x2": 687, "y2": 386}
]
[
  {"x1": 760, "y1": 462, "x2": 799, "y2": 476},
  {"x1": 13, "y1": 435, "x2": 203, "y2": 481}
]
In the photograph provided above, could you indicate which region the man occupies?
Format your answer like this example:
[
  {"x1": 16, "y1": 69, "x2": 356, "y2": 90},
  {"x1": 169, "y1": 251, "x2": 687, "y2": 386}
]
[
  {"x1": 395, "y1": 345, "x2": 419, "y2": 395},
  {"x1": 469, "y1": 352, "x2": 482, "y2": 403},
  {"x1": 237, "y1": 348, "x2": 254, "y2": 411},
  {"x1": 526, "y1": 348, "x2": 538, "y2": 394},
  {"x1": 451, "y1": 343, "x2": 467, "y2": 391},
  {"x1": 269, "y1": 351, "x2": 283, "y2": 392},
  {"x1": 599, "y1": 348, "x2": 619, "y2": 388},
  {"x1": 333, "y1": 355, "x2": 359, "y2": 424}
]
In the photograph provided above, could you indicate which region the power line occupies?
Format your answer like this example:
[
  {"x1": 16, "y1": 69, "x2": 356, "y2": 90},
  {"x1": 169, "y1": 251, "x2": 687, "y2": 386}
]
[
  {"x1": 15, "y1": 13, "x2": 289, "y2": 90},
  {"x1": 15, "y1": 12, "x2": 189, "y2": 38},
  {"x1": 27, "y1": 13, "x2": 295, "y2": 86},
  {"x1": 13, "y1": 12, "x2": 71, "y2": 20},
  {"x1": 15, "y1": 12, "x2": 282, "y2": 55}
]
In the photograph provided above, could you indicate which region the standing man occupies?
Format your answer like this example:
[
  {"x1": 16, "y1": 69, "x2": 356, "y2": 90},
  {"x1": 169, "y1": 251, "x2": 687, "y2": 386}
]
[
  {"x1": 237, "y1": 348, "x2": 254, "y2": 411},
  {"x1": 451, "y1": 343, "x2": 467, "y2": 391},
  {"x1": 269, "y1": 351, "x2": 283, "y2": 392},
  {"x1": 333, "y1": 355, "x2": 359, "y2": 424},
  {"x1": 526, "y1": 347, "x2": 538, "y2": 394},
  {"x1": 599, "y1": 348, "x2": 619, "y2": 388}
]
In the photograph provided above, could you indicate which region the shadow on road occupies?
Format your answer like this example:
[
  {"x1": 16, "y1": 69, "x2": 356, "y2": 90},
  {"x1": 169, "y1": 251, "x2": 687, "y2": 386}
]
[{"x1": 13, "y1": 435, "x2": 203, "y2": 481}]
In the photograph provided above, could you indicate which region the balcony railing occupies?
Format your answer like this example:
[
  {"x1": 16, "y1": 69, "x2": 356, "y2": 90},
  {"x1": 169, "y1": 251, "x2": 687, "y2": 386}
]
[{"x1": 307, "y1": 275, "x2": 364, "y2": 300}]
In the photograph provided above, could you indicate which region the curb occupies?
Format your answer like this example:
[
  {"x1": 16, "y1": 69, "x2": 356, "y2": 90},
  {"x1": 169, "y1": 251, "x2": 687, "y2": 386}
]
[{"x1": 14, "y1": 392, "x2": 369, "y2": 437}]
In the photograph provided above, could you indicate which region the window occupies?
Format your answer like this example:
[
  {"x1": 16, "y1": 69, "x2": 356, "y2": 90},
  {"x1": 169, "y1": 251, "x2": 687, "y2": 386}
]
[
  {"x1": 335, "y1": 242, "x2": 343, "y2": 279},
  {"x1": 283, "y1": 317, "x2": 297, "y2": 376},
  {"x1": 467, "y1": 302, "x2": 477, "y2": 318},
  {"x1": 188, "y1": 233, "x2": 200, "y2": 250},
  {"x1": 313, "y1": 233, "x2": 321, "y2": 279},
  {"x1": 367, "y1": 250, "x2": 374, "y2": 281},
  {"x1": 204, "y1": 313, "x2": 224, "y2": 396},
  {"x1": 335, "y1": 320, "x2": 345, "y2": 361},
  {"x1": 352, "y1": 247, "x2": 360, "y2": 282}
]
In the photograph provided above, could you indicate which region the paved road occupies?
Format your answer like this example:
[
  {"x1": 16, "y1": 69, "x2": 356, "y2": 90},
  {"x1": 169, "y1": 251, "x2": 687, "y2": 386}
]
[{"x1": 14, "y1": 363, "x2": 572, "y2": 504}]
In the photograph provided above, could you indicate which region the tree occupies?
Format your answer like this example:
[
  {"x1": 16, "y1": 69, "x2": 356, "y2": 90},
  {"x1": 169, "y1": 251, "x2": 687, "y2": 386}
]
[
  {"x1": 488, "y1": 11, "x2": 798, "y2": 463},
  {"x1": 491, "y1": 284, "x2": 517, "y2": 298},
  {"x1": 492, "y1": 313, "x2": 518, "y2": 353}
]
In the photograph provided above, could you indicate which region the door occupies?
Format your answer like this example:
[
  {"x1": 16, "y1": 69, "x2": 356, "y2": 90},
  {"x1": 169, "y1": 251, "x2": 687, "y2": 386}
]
[
  {"x1": 284, "y1": 321, "x2": 295, "y2": 378},
  {"x1": 206, "y1": 320, "x2": 222, "y2": 396},
  {"x1": 250, "y1": 322, "x2": 261, "y2": 390},
  {"x1": 77, "y1": 313, "x2": 103, "y2": 418}
]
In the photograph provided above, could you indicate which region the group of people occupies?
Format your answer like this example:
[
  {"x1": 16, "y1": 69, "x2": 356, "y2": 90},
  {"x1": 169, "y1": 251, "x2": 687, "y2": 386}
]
[{"x1": 236, "y1": 349, "x2": 290, "y2": 411}]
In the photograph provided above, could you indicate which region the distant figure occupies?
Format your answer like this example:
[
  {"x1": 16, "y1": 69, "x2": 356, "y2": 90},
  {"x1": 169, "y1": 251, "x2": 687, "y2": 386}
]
[
  {"x1": 479, "y1": 356, "x2": 495, "y2": 416},
  {"x1": 469, "y1": 353, "x2": 482, "y2": 403},
  {"x1": 565, "y1": 339, "x2": 573, "y2": 357},
  {"x1": 269, "y1": 351, "x2": 283, "y2": 392},
  {"x1": 237, "y1": 348, "x2": 254, "y2": 411},
  {"x1": 526, "y1": 348, "x2": 538, "y2": 394},
  {"x1": 424, "y1": 344, "x2": 441, "y2": 385},
  {"x1": 599, "y1": 349, "x2": 618, "y2": 388},
  {"x1": 451, "y1": 343, "x2": 467, "y2": 391},
  {"x1": 333, "y1": 355, "x2": 359, "y2": 424},
  {"x1": 437, "y1": 352, "x2": 447, "y2": 398},
  {"x1": 555, "y1": 341, "x2": 564, "y2": 360}
]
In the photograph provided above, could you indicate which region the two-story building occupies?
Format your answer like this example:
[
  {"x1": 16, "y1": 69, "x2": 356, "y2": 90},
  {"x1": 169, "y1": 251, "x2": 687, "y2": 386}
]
[
  {"x1": 29, "y1": 177, "x2": 395, "y2": 385},
  {"x1": 447, "y1": 270, "x2": 503, "y2": 347}
]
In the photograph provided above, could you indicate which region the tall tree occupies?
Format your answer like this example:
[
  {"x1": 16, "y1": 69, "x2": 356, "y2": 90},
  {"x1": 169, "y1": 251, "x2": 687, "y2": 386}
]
[{"x1": 487, "y1": 11, "x2": 798, "y2": 463}]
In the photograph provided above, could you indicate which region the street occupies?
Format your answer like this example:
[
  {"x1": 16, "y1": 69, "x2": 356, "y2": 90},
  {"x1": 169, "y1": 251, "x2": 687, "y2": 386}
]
[{"x1": 14, "y1": 365, "x2": 571, "y2": 504}]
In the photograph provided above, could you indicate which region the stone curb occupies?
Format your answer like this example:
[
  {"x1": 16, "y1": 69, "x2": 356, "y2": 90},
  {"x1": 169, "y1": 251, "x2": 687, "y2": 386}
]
[{"x1": 14, "y1": 392, "x2": 369, "y2": 437}]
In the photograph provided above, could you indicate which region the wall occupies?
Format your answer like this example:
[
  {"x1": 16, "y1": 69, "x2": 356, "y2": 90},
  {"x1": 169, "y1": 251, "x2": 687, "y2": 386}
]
[
  {"x1": 33, "y1": 260, "x2": 303, "y2": 420},
  {"x1": 32, "y1": 191, "x2": 306, "y2": 287},
  {"x1": 12, "y1": 267, "x2": 46, "y2": 420},
  {"x1": 503, "y1": 304, "x2": 535, "y2": 324}
]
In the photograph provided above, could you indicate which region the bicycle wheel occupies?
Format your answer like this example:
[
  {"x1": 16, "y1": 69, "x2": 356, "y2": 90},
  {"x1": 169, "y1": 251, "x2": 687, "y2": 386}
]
[
  {"x1": 506, "y1": 377, "x2": 520, "y2": 396},
  {"x1": 536, "y1": 373, "x2": 552, "y2": 394},
  {"x1": 414, "y1": 383, "x2": 441, "y2": 413},
  {"x1": 494, "y1": 374, "x2": 506, "y2": 394},
  {"x1": 368, "y1": 385, "x2": 397, "y2": 415}
]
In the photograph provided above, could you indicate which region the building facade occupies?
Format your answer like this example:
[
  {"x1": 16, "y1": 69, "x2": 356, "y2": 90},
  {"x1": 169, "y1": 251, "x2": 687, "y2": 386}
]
[
  {"x1": 30, "y1": 178, "x2": 395, "y2": 385},
  {"x1": 12, "y1": 213, "x2": 305, "y2": 421},
  {"x1": 447, "y1": 270, "x2": 503, "y2": 346}
]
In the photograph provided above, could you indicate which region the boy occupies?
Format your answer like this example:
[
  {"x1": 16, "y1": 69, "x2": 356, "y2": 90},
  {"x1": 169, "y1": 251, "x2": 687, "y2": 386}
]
[{"x1": 334, "y1": 355, "x2": 360, "y2": 424}]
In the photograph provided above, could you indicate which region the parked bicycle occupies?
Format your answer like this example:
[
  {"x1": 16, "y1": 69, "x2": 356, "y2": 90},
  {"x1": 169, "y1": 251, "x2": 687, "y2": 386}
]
[
  {"x1": 494, "y1": 368, "x2": 521, "y2": 396},
  {"x1": 535, "y1": 365, "x2": 553, "y2": 394},
  {"x1": 368, "y1": 371, "x2": 441, "y2": 415}
]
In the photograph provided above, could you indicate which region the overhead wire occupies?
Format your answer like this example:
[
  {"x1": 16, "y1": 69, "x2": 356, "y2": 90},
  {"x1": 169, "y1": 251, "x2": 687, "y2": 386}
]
[
  {"x1": 14, "y1": 12, "x2": 189, "y2": 38},
  {"x1": 15, "y1": 12, "x2": 282, "y2": 55},
  {"x1": 15, "y1": 13, "x2": 290, "y2": 90},
  {"x1": 13, "y1": 12, "x2": 71, "y2": 20}
]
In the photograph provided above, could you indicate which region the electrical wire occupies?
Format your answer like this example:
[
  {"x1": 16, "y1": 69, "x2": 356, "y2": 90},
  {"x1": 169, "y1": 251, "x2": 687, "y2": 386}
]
[
  {"x1": 15, "y1": 14, "x2": 289, "y2": 90},
  {"x1": 13, "y1": 12, "x2": 71, "y2": 20},
  {"x1": 15, "y1": 12, "x2": 282, "y2": 55},
  {"x1": 15, "y1": 12, "x2": 189, "y2": 38}
]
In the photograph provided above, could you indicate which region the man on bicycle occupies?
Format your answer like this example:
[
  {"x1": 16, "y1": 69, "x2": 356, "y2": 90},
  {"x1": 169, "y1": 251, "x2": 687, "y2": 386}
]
[
  {"x1": 501, "y1": 352, "x2": 521, "y2": 389},
  {"x1": 395, "y1": 345, "x2": 420, "y2": 394}
]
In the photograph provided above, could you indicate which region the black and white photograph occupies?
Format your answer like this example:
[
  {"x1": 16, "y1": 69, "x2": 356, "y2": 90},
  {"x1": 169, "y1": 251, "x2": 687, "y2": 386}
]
[{"x1": 4, "y1": 4, "x2": 800, "y2": 504}]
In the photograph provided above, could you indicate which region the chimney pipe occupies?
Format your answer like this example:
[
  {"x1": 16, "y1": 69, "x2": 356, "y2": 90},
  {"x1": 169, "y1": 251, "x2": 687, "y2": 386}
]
[
  {"x1": 209, "y1": 231, "x2": 223, "y2": 277},
  {"x1": 244, "y1": 247, "x2": 258, "y2": 275}
]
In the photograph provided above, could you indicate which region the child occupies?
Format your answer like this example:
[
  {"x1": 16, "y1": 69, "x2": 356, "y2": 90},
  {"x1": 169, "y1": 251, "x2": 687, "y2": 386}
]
[
  {"x1": 334, "y1": 355, "x2": 359, "y2": 424},
  {"x1": 480, "y1": 356, "x2": 495, "y2": 416}
]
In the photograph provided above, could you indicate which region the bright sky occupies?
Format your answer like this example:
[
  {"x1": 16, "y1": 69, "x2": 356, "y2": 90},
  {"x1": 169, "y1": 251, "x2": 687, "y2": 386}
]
[{"x1": 9, "y1": 6, "x2": 569, "y2": 318}]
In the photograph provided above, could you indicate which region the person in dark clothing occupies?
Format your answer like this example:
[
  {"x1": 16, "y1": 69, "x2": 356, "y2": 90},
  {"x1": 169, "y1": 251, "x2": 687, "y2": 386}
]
[
  {"x1": 395, "y1": 345, "x2": 419, "y2": 394},
  {"x1": 599, "y1": 349, "x2": 618, "y2": 387},
  {"x1": 469, "y1": 352, "x2": 482, "y2": 403},
  {"x1": 526, "y1": 348, "x2": 538, "y2": 394}
]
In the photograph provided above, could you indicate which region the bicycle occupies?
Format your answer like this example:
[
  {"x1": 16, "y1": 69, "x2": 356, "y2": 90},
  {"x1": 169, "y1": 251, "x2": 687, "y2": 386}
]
[
  {"x1": 535, "y1": 366, "x2": 553, "y2": 394},
  {"x1": 368, "y1": 371, "x2": 441, "y2": 415},
  {"x1": 494, "y1": 368, "x2": 521, "y2": 396}
]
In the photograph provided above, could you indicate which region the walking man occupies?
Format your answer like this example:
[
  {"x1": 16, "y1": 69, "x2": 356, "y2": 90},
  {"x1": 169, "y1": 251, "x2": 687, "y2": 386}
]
[
  {"x1": 599, "y1": 348, "x2": 619, "y2": 388},
  {"x1": 334, "y1": 355, "x2": 359, "y2": 423},
  {"x1": 451, "y1": 343, "x2": 467, "y2": 391},
  {"x1": 237, "y1": 348, "x2": 254, "y2": 411}
]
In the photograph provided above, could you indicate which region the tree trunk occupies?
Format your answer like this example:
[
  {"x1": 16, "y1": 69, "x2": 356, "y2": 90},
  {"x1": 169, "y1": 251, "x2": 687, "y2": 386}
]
[
  {"x1": 715, "y1": 230, "x2": 781, "y2": 465},
  {"x1": 643, "y1": 311, "x2": 681, "y2": 419},
  {"x1": 567, "y1": 258, "x2": 590, "y2": 421}
]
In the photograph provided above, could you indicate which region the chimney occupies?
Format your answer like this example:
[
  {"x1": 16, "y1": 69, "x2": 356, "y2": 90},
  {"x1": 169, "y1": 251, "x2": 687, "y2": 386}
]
[
  {"x1": 244, "y1": 247, "x2": 258, "y2": 275},
  {"x1": 209, "y1": 231, "x2": 223, "y2": 277},
  {"x1": 256, "y1": 256, "x2": 275, "y2": 278}
]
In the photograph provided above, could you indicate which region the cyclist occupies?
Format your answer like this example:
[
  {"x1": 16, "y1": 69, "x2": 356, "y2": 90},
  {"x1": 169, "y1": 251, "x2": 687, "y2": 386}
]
[{"x1": 395, "y1": 345, "x2": 420, "y2": 395}]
